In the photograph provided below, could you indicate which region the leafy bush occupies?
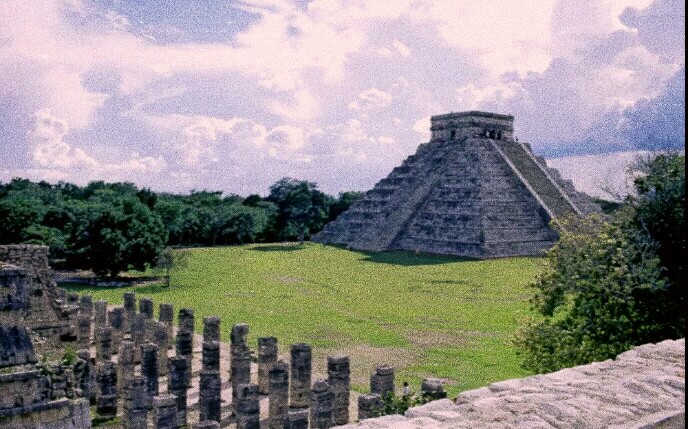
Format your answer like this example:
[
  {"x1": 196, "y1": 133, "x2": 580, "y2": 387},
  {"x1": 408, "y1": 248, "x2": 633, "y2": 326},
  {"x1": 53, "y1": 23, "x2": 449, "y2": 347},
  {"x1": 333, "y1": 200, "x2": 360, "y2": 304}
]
[{"x1": 515, "y1": 153, "x2": 685, "y2": 373}]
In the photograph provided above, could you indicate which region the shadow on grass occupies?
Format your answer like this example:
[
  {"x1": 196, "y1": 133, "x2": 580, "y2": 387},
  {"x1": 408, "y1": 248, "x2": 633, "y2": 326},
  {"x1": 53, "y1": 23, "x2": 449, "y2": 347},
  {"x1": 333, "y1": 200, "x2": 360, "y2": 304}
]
[
  {"x1": 356, "y1": 250, "x2": 473, "y2": 266},
  {"x1": 59, "y1": 281, "x2": 171, "y2": 295},
  {"x1": 250, "y1": 244, "x2": 304, "y2": 252}
]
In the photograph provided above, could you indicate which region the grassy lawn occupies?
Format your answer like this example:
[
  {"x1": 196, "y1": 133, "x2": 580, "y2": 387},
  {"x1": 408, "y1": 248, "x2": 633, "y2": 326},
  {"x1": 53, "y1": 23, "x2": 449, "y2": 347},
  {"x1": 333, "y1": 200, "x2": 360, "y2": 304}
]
[{"x1": 63, "y1": 243, "x2": 544, "y2": 397}]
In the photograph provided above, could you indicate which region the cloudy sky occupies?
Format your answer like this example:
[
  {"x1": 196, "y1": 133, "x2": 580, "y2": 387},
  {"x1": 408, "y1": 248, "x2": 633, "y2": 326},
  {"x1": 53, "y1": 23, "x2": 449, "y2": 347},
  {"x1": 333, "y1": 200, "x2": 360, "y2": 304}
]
[{"x1": 0, "y1": 0, "x2": 684, "y2": 198}]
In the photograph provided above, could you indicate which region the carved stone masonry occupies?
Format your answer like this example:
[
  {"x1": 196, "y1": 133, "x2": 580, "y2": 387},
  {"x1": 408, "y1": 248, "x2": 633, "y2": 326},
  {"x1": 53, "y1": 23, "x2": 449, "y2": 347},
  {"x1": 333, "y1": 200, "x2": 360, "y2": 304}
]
[
  {"x1": 236, "y1": 383, "x2": 260, "y2": 429},
  {"x1": 123, "y1": 291, "x2": 136, "y2": 333},
  {"x1": 310, "y1": 379, "x2": 335, "y2": 429},
  {"x1": 327, "y1": 355, "x2": 351, "y2": 425},
  {"x1": 152, "y1": 320, "x2": 170, "y2": 376},
  {"x1": 95, "y1": 326, "x2": 113, "y2": 362},
  {"x1": 168, "y1": 356, "x2": 190, "y2": 427},
  {"x1": 108, "y1": 306, "x2": 124, "y2": 351},
  {"x1": 268, "y1": 360, "x2": 289, "y2": 429},
  {"x1": 357, "y1": 394, "x2": 382, "y2": 420},
  {"x1": 230, "y1": 323, "x2": 251, "y2": 415},
  {"x1": 159, "y1": 303, "x2": 175, "y2": 349},
  {"x1": 258, "y1": 336, "x2": 278, "y2": 395},
  {"x1": 153, "y1": 394, "x2": 179, "y2": 429},
  {"x1": 203, "y1": 316, "x2": 221, "y2": 343},
  {"x1": 289, "y1": 343, "x2": 312, "y2": 409},
  {"x1": 96, "y1": 360, "x2": 118, "y2": 419},
  {"x1": 199, "y1": 370, "x2": 222, "y2": 423},
  {"x1": 76, "y1": 314, "x2": 92, "y2": 349},
  {"x1": 370, "y1": 365, "x2": 394, "y2": 396},
  {"x1": 142, "y1": 342, "x2": 160, "y2": 409},
  {"x1": 176, "y1": 308, "x2": 194, "y2": 368},
  {"x1": 286, "y1": 408, "x2": 309, "y2": 429},
  {"x1": 123, "y1": 375, "x2": 148, "y2": 429},
  {"x1": 117, "y1": 340, "x2": 136, "y2": 393}
]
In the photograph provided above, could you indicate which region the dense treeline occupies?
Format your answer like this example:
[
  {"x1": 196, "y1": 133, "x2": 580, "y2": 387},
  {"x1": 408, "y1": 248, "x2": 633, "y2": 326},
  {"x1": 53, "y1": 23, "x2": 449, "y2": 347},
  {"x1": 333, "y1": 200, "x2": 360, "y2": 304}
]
[{"x1": 0, "y1": 177, "x2": 362, "y2": 276}]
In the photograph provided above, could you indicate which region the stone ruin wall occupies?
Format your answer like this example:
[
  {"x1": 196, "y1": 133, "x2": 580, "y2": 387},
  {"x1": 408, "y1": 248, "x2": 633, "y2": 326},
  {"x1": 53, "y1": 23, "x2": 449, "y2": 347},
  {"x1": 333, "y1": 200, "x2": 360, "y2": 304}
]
[
  {"x1": 0, "y1": 249, "x2": 90, "y2": 429},
  {"x1": 338, "y1": 338, "x2": 685, "y2": 429},
  {"x1": 0, "y1": 244, "x2": 78, "y2": 350}
]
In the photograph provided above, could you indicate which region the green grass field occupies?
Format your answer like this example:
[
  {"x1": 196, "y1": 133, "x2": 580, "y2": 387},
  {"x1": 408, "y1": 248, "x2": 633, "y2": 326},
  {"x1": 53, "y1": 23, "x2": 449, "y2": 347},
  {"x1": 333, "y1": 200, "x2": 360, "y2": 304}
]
[{"x1": 63, "y1": 243, "x2": 544, "y2": 397}]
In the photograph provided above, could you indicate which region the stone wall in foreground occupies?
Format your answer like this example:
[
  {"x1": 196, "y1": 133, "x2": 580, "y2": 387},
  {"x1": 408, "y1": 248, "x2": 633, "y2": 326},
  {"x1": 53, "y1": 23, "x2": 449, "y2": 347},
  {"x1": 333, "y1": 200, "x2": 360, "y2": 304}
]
[{"x1": 336, "y1": 338, "x2": 685, "y2": 429}]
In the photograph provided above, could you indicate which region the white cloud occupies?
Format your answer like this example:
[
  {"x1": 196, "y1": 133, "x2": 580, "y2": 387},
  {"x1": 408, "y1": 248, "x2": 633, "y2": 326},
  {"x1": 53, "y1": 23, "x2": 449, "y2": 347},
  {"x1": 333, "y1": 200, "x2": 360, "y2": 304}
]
[
  {"x1": 547, "y1": 150, "x2": 652, "y2": 198},
  {"x1": 0, "y1": 0, "x2": 683, "y2": 197},
  {"x1": 348, "y1": 88, "x2": 393, "y2": 110}
]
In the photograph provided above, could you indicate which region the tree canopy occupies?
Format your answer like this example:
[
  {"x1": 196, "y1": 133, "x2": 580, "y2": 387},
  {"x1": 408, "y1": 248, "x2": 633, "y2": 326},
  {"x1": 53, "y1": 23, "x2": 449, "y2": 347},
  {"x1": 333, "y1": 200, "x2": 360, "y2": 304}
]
[
  {"x1": 515, "y1": 153, "x2": 685, "y2": 373},
  {"x1": 0, "y1": 176, "x2": 362, "y2": 274}
]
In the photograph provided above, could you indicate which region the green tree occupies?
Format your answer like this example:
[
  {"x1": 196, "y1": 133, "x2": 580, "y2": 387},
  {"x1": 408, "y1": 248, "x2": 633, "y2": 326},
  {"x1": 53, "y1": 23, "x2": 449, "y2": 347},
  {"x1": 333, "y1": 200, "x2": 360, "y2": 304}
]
[
  {"x1": 630, "y1": 153, "x2": 685, "y2": 294},
  {"x1": 68, "y1": 197, "x2": 167, "y2": 277},
  {"x1": 515, "y1": 153, "x2": 685, "y2": 374},
  {"x1": 328, "y1": 191, "x2": 363, "y2": 221},
  {"x1": 267, "y1": 178, "x2": 332, "y2": 243},
  {"x1": 154, "y1": 247, "x2": 189, "y2": 288}
]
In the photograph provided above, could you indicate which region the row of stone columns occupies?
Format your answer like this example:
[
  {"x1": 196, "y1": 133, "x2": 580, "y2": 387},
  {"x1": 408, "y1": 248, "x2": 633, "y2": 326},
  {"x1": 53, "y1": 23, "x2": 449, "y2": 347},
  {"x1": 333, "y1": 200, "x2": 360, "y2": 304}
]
[{"x1": 78, "y1": 291, "x2": 409, "y2": 428}]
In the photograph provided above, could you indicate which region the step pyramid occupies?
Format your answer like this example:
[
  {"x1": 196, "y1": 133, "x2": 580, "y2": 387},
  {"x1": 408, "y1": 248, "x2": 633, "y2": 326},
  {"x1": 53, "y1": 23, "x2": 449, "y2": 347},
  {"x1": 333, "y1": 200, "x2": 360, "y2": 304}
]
[{"x1": 312, "y1": 111, "x2": 600, "y2": 258}]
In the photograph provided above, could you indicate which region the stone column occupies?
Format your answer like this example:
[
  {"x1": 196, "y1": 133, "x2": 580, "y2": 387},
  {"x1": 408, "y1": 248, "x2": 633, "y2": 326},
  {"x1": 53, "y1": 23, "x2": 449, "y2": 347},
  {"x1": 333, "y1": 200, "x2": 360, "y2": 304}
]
[
  {"x1": 258, "y1": 336, "x2": 278, "y2": 395},
  {"x1": 199, "y1": 370, "x2": 222, "y2": 423},
  {"x1": 236, "y1": 383, "x2": 260, "y2": 429},
  {"x1": 202, "y1": 341, "x2": 220, "y2": 372},
  {"x1": 268, "y1": 360, "x2": 289, "y2": 429},
  {"x1": 108, "y1": 306, "x2": 125, "y2": 351},
  {"x1": 140, "y1": 297, "x2": 155, "y2": 341},
  {"x1": 96, "y1": 361, "x2": 118, "y2": 419},
  {"x1": 420, "y1": 378, "x2": 447, "y2": 400},
  {"x1": 131, "y1": 313, "x2": 147, "y2": 363},
  {"x1": 153, "y1": 394, "x2": 179, "y2": 429},
  {"x1": 203, "y1": 316, "x2": 221, "y2": 343},
  {"x1": 139, "y1": 297, "x2": 154, "y2": 319},
  {"x1": 118, "y1": 340, "x2": 136, "y2": 393},
  {"x1": 327, "y1": 355, "x2": 350, "y2": 425},
  {"x1": 357, "y1": 394, "x2": 382, "y2": 420},
  {"x1": 83, "y1": 351, "x2": 97, "y2": 405},
  {"x1": 142, "y1": 342, "x2": 159, "y2": 409},
  {"x1": 285, "y1": 408, "x2": 309, "y2": 429},
  {"x1": 289, "y1": 343, "x2": 312, "y2": 409},
  {"x1": 199, "y1": 322, "x2": 222, "y2": 422},
  {"x1": 168, "y1": 356, "x2": 190, "y2": 428},
  {"x1": 94, "y1": 299, "x2": 108, "y2": 327},
  {"x1": 310, "y1": 380, "x2": 335, "y2": 429},
  {"x1": 176, "y1": 308, "x2": 194, "y2": 368},
  {"x1": 230, "y1": 323, "x2": 251, "y2": 415},
  {"x1": 95, "y1": 326, "x2": 113, "y2": 362},
  {"x1": 152, "y1": 321, "x2": 170, "y2": 376},
  {"x1": 74, "y1": 350, "x2": 92, "y2": 402},
  {"x1": 370, "y1": 365, "x2": 394, "y2": 396},
  {"x1": 159, "y1": 303, "x2": 175, "y2": 348},
  {"x1": 123, "y1": 291, "x2": 136, "y2": 333},
  {"x1": 123, "y1": 375, "x2": 148, "y2": 429},
  {"x1": 77, "y1": 314, "x2": 92, "y2": 349},
  {"x1": 79, "y1": 294, "x2": 93, "y2": 317}
]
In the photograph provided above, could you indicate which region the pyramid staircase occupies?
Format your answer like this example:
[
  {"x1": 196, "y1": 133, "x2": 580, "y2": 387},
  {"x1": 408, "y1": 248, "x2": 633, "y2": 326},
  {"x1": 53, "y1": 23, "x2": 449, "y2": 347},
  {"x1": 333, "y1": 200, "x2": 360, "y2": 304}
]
[{"x1": 492, "y1": 140, "x2": 581, "y2": 222}]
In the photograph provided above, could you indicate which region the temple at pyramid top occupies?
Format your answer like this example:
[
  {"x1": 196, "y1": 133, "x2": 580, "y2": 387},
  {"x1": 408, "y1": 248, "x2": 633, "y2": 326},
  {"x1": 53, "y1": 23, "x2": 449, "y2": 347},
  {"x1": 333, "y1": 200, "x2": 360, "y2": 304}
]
[
  {"x1": 312, "y1": 111, "x2": 600, "y2": 258},
  {"x1": 430, "y1": 111, "x2": 514, "y2": 141}
]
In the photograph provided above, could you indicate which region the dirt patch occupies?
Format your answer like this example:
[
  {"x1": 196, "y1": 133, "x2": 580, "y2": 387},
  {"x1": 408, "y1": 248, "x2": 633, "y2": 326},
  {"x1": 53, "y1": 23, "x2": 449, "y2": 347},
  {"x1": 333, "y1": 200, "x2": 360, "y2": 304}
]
[
  {"x1": 313, "y1": 344, "x2": 423, "y2": 388},
  {"x1": 266, "y1": 275, "x2": 304, "y2": 284},
  {"x1": 402, "y1": 330, "x2": 472, "y2": 349}
]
